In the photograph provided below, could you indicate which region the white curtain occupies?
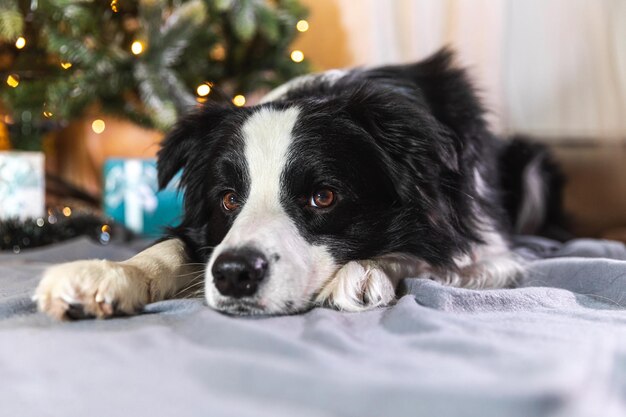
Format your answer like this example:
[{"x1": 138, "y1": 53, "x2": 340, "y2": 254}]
[{"x1": 335, "y1": 0, "x2": 626, "y2": 139}]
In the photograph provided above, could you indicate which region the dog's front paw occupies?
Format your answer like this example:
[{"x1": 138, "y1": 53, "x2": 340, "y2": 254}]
[
  {"x1": 315, "y1": 261, "x2": 396, "y2": 312},
  {"x1": 34, "y1": 260, "x2": 150, "y2": 320}
]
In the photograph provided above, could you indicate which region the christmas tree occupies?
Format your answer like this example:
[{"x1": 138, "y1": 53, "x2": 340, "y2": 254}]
[{"x1": 0, "y1": 0, "x2": 309, "y2": 150}]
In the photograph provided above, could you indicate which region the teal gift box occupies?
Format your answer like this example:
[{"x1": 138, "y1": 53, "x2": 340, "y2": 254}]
[{"x1": 103, "y1": 158, "x2": 183, "y2": 237}]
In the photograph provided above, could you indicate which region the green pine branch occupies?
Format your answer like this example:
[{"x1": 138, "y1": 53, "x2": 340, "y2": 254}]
[
  {"x1": 0, "y1": 0, "x2": 310, "y2": 150},
  {"x1": 0, "y1": 3, "x2": 23, "y2": 40}
]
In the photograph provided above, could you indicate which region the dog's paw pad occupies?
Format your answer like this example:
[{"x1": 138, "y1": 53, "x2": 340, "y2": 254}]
[{"x1": 316, "y1": 261, "x2": 396, "y2": 312}]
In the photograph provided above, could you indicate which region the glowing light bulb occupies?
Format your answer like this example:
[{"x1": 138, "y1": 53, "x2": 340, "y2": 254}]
[
  {"x1": 111, "y1": 0, "x2": 119, "y2": 12},
  {"x1": 196, "y1": 83, "x2": 211, "y2": 97},
  {"x1": 15, "y1": 37, "x2": 26, "y2": 49},
  {"x1": 296, "y1": 20, "x2": 309, "y2": 32},
  {"x1": 43, "y1": 111, "x2": 53, "y2": 118},
  {"x1": 6, "y1": 74, "x2": 19, "y2": 88},
  {"x1": 92, "y1": 119, "x2": 106, "y2": 134},
  {"x1": 232, "y1": 95, "x2": 246, "y2": 107},
  {"x1": 131, "y1": 41, "x2": 144, "y2": 55},
  {"x1": 61, "y1": 62, "x2": 72, "y2": 69},
  {"x1": 290, "y1": 50, "x2": 304, "y2": 63}
]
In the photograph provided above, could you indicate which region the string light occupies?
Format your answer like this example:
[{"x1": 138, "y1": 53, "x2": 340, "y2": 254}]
[
  {"x1": 6, "y1": 74, "x2": 19, "y2": 88},
  {"x1": 60, "y1": 62, "x2": 72, "y2": 69},
  {"x1": 101, "y1": 224, "x2": 112, "y2": 243},
  {"x1": 232, "y1": 95, "x2": 246, "y2": 107},
  {"x1": 196, "y1": 83, "x2": 211, "y2": 97},
  {"x1": 15, "y1": 37, "x2": 26, "y2": 49},
  {"x1": 100, "y1": 231, "x2": 111, "y2": 244},
  {"x1": 111, "y1": 0, "x2": 119, "y2": 12},
  {"x1": 290, "y1": 50, "x2": 304, "y2": 63},
  {"x1": 62, "y1": 207, "x2": 72, "y2": 217},
  {"x1": 296, "y1": 20, "x2": 309, "y2": 32},
  {"x1": 43, "y1": 111, "x2": 53, "y2": 118},
  {"x1": 131, "y1": 41, "x2": 144, "y2": 55},
  {"x1": 91, "y1": 119, "x2": 106, "y2": 134}
]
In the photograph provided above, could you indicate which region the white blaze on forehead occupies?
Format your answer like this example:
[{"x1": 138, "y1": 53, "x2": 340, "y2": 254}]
[{"x1": 241, "y1": 106, "x2": 300, "y2": 211}]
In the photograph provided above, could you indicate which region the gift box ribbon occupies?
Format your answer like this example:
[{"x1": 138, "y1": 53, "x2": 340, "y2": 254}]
[{"x1": 104, "y1": 160, "x2": 159, "y2": 233}]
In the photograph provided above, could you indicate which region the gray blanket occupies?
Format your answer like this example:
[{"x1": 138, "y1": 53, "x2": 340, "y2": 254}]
[{"x1": 1, "y1": 237, "x2": 626, "y2": 417}]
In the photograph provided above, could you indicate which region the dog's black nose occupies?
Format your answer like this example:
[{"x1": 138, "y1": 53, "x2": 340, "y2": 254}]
[{"x1": 211, "y1": 248, "x2": 268, "y2": 298}]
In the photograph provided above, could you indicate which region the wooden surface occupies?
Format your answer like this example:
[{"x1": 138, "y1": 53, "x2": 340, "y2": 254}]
[{"x1": 550, "y1": 142, "x2": 626, "y2": 239}]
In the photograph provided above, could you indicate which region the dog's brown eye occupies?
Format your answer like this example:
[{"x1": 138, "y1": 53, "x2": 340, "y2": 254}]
[
  {"x1": 309, "y1": 189, "x2": 336, "y2": 208},
  {"x1": 222, "y1": 191, "x2": 241, "y2": 211}
]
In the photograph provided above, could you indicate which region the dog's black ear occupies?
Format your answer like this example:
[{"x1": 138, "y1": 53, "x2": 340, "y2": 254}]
[
  {"x1": 343, "y1": 83, "x2": 460, "y2": 174},
  {"x1": 157, "y1": 104, "x2": 232, "y2": 189},
  {"x1": 368, "y1": 48, "x2": 487, "y2": 139},
  {"x1": 411, "y1": 48, "x2": 487, "y2": 138}
]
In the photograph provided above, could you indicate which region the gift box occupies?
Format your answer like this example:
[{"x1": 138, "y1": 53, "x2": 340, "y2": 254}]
[
  {"x1": 103, "y1": 158, "x2": 183, "y2": 236},
  {"x1": 0, "y1": 151, "x2": 45, "y2": 220}
]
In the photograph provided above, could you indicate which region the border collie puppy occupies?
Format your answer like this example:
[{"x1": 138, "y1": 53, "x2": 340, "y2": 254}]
[{"x1": 35, "y1": 49, "x2": 563, "y2": 319}]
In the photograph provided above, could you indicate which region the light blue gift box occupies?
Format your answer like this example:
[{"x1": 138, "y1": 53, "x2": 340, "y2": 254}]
[
  {"x1": 0, "y1": 151, "x2": 45, "y2": 220},
  {"x1": 103, "y1": 158, "x2": 184, "y2": 237}
]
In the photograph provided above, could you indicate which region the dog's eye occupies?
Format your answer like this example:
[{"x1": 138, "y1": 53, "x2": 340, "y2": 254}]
[
  {"x1": 222, "y1": 191, "x2": 241, "y2": 211},
  {"x1": 309, "y1": 189, "x2": 336, "y2": 208}
]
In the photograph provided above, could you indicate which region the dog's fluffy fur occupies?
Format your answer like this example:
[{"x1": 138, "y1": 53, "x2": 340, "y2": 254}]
[{"x1": 35, "y1": 49, "x2": 564, "y2": 319}]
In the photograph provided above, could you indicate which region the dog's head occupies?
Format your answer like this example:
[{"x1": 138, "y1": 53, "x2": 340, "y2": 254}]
[{"x1": 158, "y1": 53, "x2": 486, "y2": 315}]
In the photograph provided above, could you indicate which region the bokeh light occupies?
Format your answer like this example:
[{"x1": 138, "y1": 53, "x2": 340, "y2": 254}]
[
  {"x1": 131, "y1": 41, "x2": 144, "y2": 55},
  {"x1": 196, "y1": 83, "x2": 211, "y2": 96},
  {"x1": 290, "y1": 50, "x2": 304, "y2": 63},
  {"x1": 15, "y1": 37, "x2": 26, "y2": 49},
  {"x1": 6, "y1": 74, "x2": 19, "y2": 88},
  {"x1": 92, "y1": 119, "x2": 106, "y2": 134},
  {"x1": 232, "y1": 95, "x2": 246, "y2": 107},
  {"x1": 296, "y1": 20, "x2": 309, "y2": 32}
]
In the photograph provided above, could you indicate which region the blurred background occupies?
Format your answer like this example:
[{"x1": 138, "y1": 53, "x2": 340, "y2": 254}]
[{"x1": 0, "y1": 0, "x2": 624, "y2": 251}]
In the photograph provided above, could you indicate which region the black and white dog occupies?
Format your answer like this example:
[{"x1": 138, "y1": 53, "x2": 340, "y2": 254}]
[{"x1": 35, "y1": 50, "x2": 563, "y2": 319}]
